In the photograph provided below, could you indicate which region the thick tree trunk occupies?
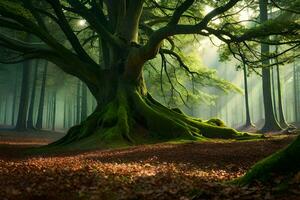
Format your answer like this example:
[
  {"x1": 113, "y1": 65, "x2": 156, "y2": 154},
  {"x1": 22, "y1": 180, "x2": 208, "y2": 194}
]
[
  {"x1": 15, "y1": 60, "x2": 30, "y2": 131},
  {"x1": 236, "y1": 135, "x2": 300, "y2": 185},
  {"x1": 47, "y1": 74, "x2": 258, "y2": 150},
  {"x1": 259, "y1": 0, "x2": 282, "y2": 132},
  {"x1": 27, "y1": 60, "x2": 39, "y2": 129},
  {"x1": 36, "y1": 61, "x2": 48, "y2": 129}
]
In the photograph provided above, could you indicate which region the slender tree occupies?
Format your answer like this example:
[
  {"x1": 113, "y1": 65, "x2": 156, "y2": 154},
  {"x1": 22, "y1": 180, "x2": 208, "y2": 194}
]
[
  {"x1": 10, "y1": 66, "x2": 19, "y2": 126},
  {"x1": 81, "y1": 83, "x2": 88, "y2": 121},
  {"x1": 76, "y1": 80, "x2": 81, "y2": 124},
  {"x1": 3, "y1": 96, "x2": 8, "y2": 125},
  {"x1": 27, "y1": 60, "x2": 39, "y2": 129},
  {"x1": 36, "y1": 61, "x2": 48, "y2": 129},
  {"x1": 271, "y1": 67, "x2": 278, "y2": 119},
  {"x1": 63, "y1": 95, "x2": 67, "y2": 129},
  {"x1": 15, "y1": 36, "x2": 31, "y2": 130},
  {"x1": 242, "y1": 63, "x2": 254, "y2": 128},
  {"x1": 275, "y1": 64, "x2": 288, "y2": 128},
  {"x1": 52, "y1": 91, "x2": 57, "y2": 131},
  {"x1": 294, "y1": 62, "x2": 300, "y2": 124}
]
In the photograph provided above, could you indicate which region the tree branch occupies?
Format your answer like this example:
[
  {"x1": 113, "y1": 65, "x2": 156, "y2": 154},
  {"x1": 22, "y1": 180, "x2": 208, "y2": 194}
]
[
  {"x1": 142, "y1": 0, "x2": 240, "y2": 61},
  {"x1": 63, "y1": 0, "x2": 123, "y2": 47}
]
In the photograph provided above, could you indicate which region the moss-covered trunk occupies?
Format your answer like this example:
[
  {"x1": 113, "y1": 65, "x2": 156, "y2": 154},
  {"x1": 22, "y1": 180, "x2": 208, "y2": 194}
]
[
  {"x1": 48, "y1": 73, "x2": 253, "y2": 150},
  {"x1": 236, "y1": 135, "x2": 300, "y2": 185}
]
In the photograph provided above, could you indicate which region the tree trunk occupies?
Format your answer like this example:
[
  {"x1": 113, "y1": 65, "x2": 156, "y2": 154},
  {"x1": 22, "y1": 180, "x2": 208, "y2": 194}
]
[
  {"x1": 63, "y1": 96, "x2": 67, "y2": 129},
  {"x1": 36, "y1": 61, "x2": 48, "y2": 129},
  {"x1": 4, "y1": 96, "x2": 8, "y2": 125},
  {"x1": 271, "y1": 67, "x2": 278, "y2": 120},
  {"x1": 67, "y1": 100, "x2": 72, "y2": 128},
  {"x1": 46, "y1": 95, "x2": 52, "y2": 129},
  {"x1": 236, "y1": 135, "x2": 300, "y2": 185},
  {"x1": 52, "y1": 91, "x2": 56, "y2": 131},
  {"x1": 259, "y1": 0, "x2": 282, "y2": 132},
  {"x1": 76, "y1": 80, "x2": 81, "y2": 124},
  {"x1": 27, "y1": 60, "x2": 39, "y2": 129},
  {"x1": 11, "y1": 68, "x2": 18, "y2": 126},
  {"x1": 243, "y1": 64, "x2": 254, "y2": 127},
  {"x1": 81, "y1": 83, "x2": 88, "y2": 121},
  {"x1": 294, "y1": 63, "x2": 299, "y2": 124},
  {"x1": 0, "y1": 97, "x2": 2, "y2": 124},
  {"x1": 276, "y1": 65, "x2": 288, "y2": 128},
  {"x1": 48, "y1": 74, "x2": 259, "y2": 150},
  {"x1": 15, "y1": 60, "x2": 30, "y2": 131}
]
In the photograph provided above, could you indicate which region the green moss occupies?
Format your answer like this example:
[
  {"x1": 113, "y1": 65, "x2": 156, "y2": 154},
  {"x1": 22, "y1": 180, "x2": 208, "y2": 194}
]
[
  {"x1": 235, "y1": 135, "x2": 300, "y2": 185},
  {"x1": 131, "y1": 90, "x2": 203, "y2": 140},
  {"x1": 206, "y1": 118, "x2": 226, "y2": 127},
  {"x1": 101, "y1": 102, "x2": 118, "y2": 127},
  {"x1": 115, "y1": 89, "x2": 133, "y2": 143}
]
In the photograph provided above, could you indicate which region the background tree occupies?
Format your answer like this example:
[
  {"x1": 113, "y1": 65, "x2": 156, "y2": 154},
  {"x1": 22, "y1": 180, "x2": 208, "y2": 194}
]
[
  {"x1": 242, "y1": 63, "x2": 254, "y2": 128},
  {"x1": 15, "y1": 35, "x2": 31, "y2": 131},
  {"x1": 259, "y1": 0, "x2": 281, "y2": 132},
  {"x1": 35, "y1": 61, "x2": 48, "y2": 130},
  {"x1": 27, "y1": 59, "x2": 39, "y2": 129}
]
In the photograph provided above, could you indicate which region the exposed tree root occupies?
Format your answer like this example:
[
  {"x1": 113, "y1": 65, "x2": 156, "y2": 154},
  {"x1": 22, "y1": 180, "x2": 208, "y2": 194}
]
[
  {"x1": 46, "y1": 86, "x2": 261, "y2": 151},
  {"x1": 235, "y1": 135, "x2": 300, "y2": 186}
]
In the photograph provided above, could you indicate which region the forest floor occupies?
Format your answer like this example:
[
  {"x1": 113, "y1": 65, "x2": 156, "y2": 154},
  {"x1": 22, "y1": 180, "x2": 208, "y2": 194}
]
[{"x1": 0, "y1": 130, "x2": 299, "y2": 200}]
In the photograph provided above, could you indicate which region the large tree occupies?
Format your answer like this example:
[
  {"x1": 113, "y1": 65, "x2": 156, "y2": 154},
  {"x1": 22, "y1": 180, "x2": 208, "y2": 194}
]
[
  {"x1": 259, "y1": 0, "x2": 281, "y2": 132},
  {"x1": 0, "y1": 0, "x2": 299, "y2": 148}
]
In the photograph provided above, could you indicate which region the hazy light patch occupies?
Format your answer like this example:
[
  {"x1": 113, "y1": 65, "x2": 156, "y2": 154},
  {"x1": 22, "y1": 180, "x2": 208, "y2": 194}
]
[
  {"x1": 78, "y1": 19, "x2": 86, "y2": 26},
  {"x1": 239, "y1": 9, "x2": 255, "y2": 24},
  {"x1": 197, "y1": 38, "x2": 219, "y2": 67},
  {"x1": 204, "y1": 5, "x2": 214, "y2": 15}
]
